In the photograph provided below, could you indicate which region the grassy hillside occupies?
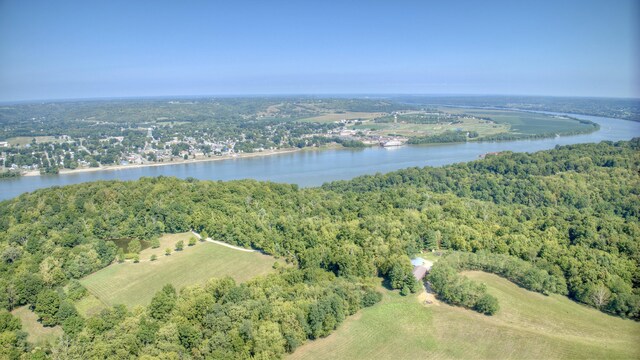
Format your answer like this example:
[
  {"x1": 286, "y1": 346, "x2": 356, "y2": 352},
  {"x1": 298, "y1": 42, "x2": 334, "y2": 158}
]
[
  {"x1": 289, "y1": 272, "x2": 640, "y2": 360},
  {"x1": 80, "y1": 232, "x2": 278, "y2": 308}
]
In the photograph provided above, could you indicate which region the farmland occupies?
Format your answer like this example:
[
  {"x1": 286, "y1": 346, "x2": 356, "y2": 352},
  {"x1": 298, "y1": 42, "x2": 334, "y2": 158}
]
[
  {"x1": 79, "y1": 232, "x2": 278, "y2": 308},
  {"x1": 351, "y1": 116, "x2": 509, "y2": 137},
  {"x1": 440, "y1": 107, "x2": 595, "y2": 135},
  {"x1": 302, "y1": 107, "x2": 598, "y2": 143},
  {"x1": 289, "y1": 272, "x2": 640, "y2": 360}
]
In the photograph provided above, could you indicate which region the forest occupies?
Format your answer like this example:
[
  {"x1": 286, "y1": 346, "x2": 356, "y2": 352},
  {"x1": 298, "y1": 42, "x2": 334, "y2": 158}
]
[{"x1": 0, "y1": 138, "x2": 638, "y2": 358}]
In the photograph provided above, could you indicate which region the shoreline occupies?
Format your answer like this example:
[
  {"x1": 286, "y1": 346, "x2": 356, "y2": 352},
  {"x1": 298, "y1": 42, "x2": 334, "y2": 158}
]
[
  {"x1": 17, "y1": 127, "x2": 601, "y2": 178},
  {"x1": 13, "y1": 111, "x2": 607, "y2": 178},
  {"x1": 22, "y1": 148, "x2": 303, "y2": 177}
]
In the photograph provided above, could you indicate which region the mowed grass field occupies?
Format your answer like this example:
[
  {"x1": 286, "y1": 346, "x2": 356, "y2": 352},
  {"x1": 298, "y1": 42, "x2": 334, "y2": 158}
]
[
  {"x1": 350, "y1": 117, "x2": 508, "y2": 137},
  {"x1": 11, "y1": 306, "x2": 63, "y2": 345},
  {"x1": 289, "y1": 271, "x2": 640, "y2": 360},
  {"x1": 79, "y1": 233, "x2": 278, "y2": 308},
  {"x1": 299, "y1": 112, "x2": 385, "y2": 123},
  {"x1": 5, "y1": 135, "x2": 62, "y2": 146},
  {"x1": 440, "y1": 107, "x2": 593, "y2": 135}
]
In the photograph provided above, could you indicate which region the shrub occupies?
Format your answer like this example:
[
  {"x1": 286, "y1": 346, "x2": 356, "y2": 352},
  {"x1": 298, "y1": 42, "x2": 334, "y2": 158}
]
[
  {"x1": 175, "y1": 240, "x2": 184, "y2": 251},
  {"x1": 128, "y1": 239, "x2": 142, "y2": 254},
  {"x1": 117, "y1": 248, "x2": 125, "y2": 263},
  {"x1": 474, "y1": 294, "x2": 499, "y2": 315},
  {"x1": 361, "y1": 289, "x2": 383, "y2": 307}
]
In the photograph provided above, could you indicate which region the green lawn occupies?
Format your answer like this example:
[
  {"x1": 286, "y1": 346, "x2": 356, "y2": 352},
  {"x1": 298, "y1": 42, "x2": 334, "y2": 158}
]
[
  {"x1": 11, "y1": 306, "x2": 63, "y2": 345},
  {"x1": 289, "y1": 272, "x2": 640, "y2": 360},
  {"x1": 79, "y1": 233, "x2": 278, "y2": 308},
  {"x1": 299, "y1": 112, "x2": 385, "y2": 123},
  {"x1": 74, "y1": 292, "x2": 108, "y2": 318}
]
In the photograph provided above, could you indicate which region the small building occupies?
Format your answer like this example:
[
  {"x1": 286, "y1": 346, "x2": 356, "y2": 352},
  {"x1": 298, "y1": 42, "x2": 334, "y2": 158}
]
[
  {"x1": 411, "y1": 257, "x2": 434, "y2": 281},
  {"x1": 412, "y1": 266, "x2": 429, "y2": 281}
]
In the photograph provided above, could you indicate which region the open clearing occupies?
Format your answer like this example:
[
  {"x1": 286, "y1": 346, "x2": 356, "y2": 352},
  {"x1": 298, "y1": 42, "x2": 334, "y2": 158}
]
[
  {"x1": 79, "y1": 232, "x2": 278, "y2": 308},
  {"x1": 351, "y1": 117, "x2": 509, "y2": 137},
  {"x1": 289, "y1": 271, "x2": 640, "y2": 360},
  {"x1": 74, "y1": 292, "x2": 108, "y2": 318},
  {"x1": 11, "y1": 306, "x2": 63, "y2": 345},
  {"x1": 439, "y1": 107, "x2": 594, "y2": 135},
  {"x1": 5, "y1": 136, "x2": 62, "y2": 146},
  {"x1": 299, "y1": 112, "x2": 385, "y2": 123}
]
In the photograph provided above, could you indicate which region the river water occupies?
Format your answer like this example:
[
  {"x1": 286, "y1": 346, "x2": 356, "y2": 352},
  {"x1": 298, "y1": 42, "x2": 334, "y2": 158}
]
[{"x1": 1, "y1": 113, "x2": 638, "y2": 201}]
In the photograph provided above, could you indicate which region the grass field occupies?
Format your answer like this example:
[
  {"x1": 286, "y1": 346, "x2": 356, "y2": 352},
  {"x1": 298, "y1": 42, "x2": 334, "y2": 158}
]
[
  {"x1": 299, "y1": 112, "x2": 385, "y2": 123},
  {"x1": 74, "y1": 292, "x2": 108, "y2": 318},
  {"x1": 5, "y1": 135, "x2": 62, "y2": 146},
  {"x1": 350, "y1": 117, "x2": 508, "y2": 137},
  {"x1": 11, "y1": 306, "x2": 63, "y2": 345},
  {"x1": 289, "y1": 271, "x2": 640, "y2": 360},
  {"x1": 79, "y1": 232, "x2": 278, "y2": 308},
  {"x1": 440, "y1": 107, "x2": 594, "y2": 135}
]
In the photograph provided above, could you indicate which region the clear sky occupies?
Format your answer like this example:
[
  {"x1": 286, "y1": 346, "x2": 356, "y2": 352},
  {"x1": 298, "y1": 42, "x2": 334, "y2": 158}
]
[{"x1": 0, "y1": 0, "x2": 638, "y2": 101}]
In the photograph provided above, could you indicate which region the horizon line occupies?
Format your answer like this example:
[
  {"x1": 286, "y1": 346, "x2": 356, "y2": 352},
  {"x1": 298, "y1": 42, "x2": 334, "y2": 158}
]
[{"x1": 2, "y1": 92, "x2": 639, "y2": 105}]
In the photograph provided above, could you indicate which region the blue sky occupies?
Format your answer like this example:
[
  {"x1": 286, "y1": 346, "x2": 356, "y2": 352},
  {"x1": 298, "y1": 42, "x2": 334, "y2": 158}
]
[{"x1": 0, "y1": 0, "x2": 638, "y2": 101}]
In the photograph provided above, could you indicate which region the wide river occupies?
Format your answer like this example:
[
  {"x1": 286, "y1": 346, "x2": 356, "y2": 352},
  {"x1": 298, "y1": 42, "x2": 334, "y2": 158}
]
[{"x1": 1, "y1": 113, "x2": 638, "y2": 201}]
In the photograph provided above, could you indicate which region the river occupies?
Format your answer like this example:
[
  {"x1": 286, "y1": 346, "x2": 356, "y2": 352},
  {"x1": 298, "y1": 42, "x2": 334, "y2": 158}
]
[{"x1": 1, "y1": 113, "x2": 638, "y2": 201}]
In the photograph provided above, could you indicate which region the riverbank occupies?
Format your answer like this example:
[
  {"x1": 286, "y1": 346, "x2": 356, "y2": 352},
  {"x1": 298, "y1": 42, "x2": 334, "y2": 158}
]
[
  {"x1": 2, "y1": 112, "x2": 637, "y2": 202},
  {"x1": 22, "y1": 147, "x2": 303, "y2": 177}
]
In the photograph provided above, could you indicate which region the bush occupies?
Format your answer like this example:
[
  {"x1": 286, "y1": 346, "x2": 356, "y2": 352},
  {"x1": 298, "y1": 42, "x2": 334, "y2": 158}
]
[
  {"x1": 150, "y1": 237, "x2": 160, "y2": 249},
  {"x1": 165, "y1": 248, "x2": 172, "y2": 256},
  {"x1": 361, "y1": 289, "x2": 383, "y2": 307},
  {"x1": 188, "y1": 237, "x2": 197, "y2": 246},
  {"x1": 175, "y1": 241, "x2": 184, "y2": 251},
  {"x1": 128, "y1": 239, "x2": 141, "y2": 254},
  {"x1": 474, "y1": 294, "x2": 499, "y2": 315},
  {"x1": 150, "y1": 254, "x2": 157, "y2": 261}
]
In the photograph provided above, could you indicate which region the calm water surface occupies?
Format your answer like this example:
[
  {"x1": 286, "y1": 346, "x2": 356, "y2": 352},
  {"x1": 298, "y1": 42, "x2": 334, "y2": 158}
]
[{"x1": 1, "y1": 113, "x2": 638, "y2": 201}]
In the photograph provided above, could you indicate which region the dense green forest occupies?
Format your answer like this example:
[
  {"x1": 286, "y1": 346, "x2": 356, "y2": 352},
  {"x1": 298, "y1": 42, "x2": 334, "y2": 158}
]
[{"x1": 0, "y1": 139, "x2": 638, "y2": 358}]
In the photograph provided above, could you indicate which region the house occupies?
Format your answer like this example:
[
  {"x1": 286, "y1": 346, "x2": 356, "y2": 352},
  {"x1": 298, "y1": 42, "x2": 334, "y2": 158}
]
[
  {"x1": 411, "y1": 257, "x2": 434, "y2": 281},
  {"x1": 412, "y1": 266, "x2": 429, "y2": 281}
]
